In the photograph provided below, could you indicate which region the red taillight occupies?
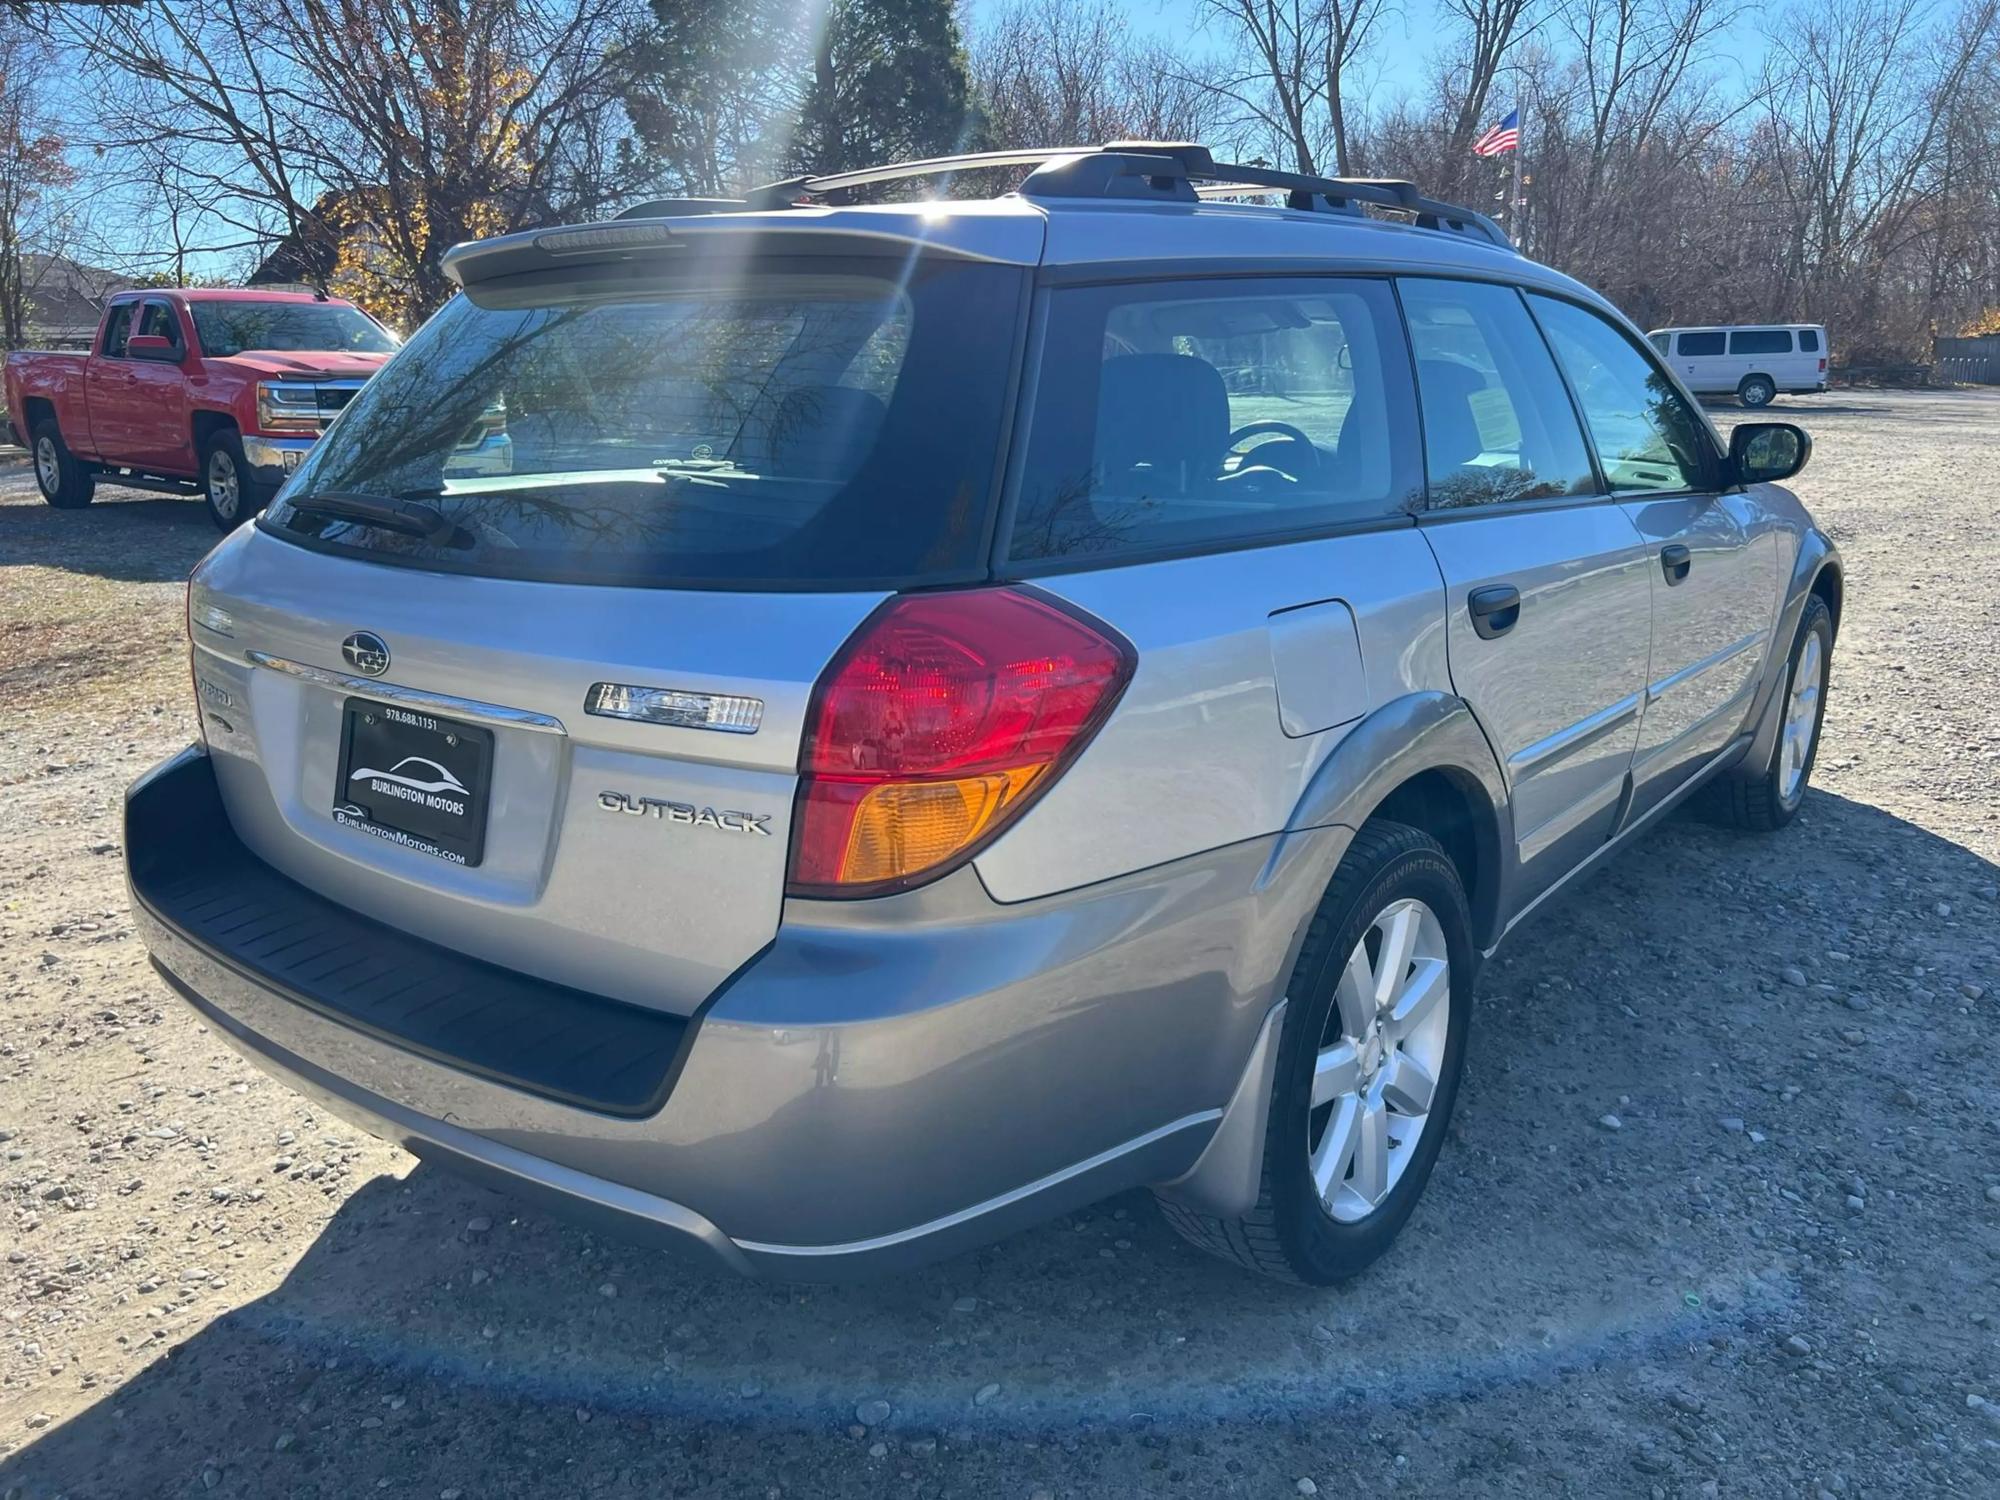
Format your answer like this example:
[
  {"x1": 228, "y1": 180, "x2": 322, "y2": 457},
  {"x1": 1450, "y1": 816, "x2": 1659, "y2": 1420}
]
[
  {"x1": 788, "y1": 587, "x2": 1135, "y2": 897},
  {"x1": 1819, "y1": 357, "x2": 1827, "y2": 372},
  {"x1": 185, "y1": 578, "x2": 203, "y2": 745}
]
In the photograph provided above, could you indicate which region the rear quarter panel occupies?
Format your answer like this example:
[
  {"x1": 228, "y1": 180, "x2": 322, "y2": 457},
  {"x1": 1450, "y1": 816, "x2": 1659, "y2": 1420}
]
[
  {"x1": 976, "y1": 529, "x2": 1450, "y2": 902},
  {"x1": 6, "y1": 351, "x2": 96, "y2": 454}
]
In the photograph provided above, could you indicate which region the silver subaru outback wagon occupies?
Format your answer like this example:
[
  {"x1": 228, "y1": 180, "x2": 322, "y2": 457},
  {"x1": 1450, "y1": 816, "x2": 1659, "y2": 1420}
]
[{"x1": 127, "y1": 144, "x2": 1840, "y2": 1286}]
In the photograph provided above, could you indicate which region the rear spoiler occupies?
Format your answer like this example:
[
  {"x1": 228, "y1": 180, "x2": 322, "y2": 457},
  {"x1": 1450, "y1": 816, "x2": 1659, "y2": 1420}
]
[{"x1": 442, "y1": 209, "x2": 1045, "y2": 289}]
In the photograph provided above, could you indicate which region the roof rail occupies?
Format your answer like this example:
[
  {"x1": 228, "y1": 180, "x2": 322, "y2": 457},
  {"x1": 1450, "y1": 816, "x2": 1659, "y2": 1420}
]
[{"x1": 722, "y1": 142, "x2": 1512, "y2": 249}]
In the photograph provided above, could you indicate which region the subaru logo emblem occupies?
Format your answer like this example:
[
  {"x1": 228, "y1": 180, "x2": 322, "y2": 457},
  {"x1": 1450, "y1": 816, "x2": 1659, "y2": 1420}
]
[{"x1": 342, "y1": 631, "x2": 391, "y2": 677}]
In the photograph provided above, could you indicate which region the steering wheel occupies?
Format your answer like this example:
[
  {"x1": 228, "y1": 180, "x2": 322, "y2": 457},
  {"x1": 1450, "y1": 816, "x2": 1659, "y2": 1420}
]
[{"x1": 1223, "y1": 420, "x2": 1320, "y2": 485}]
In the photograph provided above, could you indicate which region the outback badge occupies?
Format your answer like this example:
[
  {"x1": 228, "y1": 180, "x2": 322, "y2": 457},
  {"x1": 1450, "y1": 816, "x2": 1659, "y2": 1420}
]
[{"x1": 598, "y1": 790, "x2": 772, "y2": 836}]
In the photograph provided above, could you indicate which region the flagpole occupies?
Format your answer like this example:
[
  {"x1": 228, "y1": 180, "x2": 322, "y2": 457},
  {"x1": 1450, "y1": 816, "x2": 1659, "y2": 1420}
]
[{"x1": 1509, "y1": 98, "x2": 1525, "y2": 253}]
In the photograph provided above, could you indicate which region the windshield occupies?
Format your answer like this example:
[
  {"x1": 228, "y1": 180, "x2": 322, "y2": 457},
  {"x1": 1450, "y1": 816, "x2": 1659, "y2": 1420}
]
[
  {"x1": 191, "y1": 301, "x2": 399, "y2": 358},
  {"x1": 264, "y1": 257, "x2": 1026, "y2": 589}
]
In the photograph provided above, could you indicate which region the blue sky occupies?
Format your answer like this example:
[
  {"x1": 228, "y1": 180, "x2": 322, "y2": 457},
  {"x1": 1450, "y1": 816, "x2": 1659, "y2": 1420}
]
[{"x1": 963, "y1": 0, "x2": 1774, "y2": 118}]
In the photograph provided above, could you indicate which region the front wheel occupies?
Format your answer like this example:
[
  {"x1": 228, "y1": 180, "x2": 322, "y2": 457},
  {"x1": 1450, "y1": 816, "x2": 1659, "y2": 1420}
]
[
  {"x1": 201, "y1": 429, "x2": 257, "y2": 531},
  {"x1": 1710, "y1": 594, "x2": 1831, "y2": 831},
  {"x1": 1156, "y1": 820, "x2": 1472, "y2": 1284},
  {"x1": 1738, "y1": 375, "x2": 1777, "y2": 408},
  {"x1": 32, "y1": 420, "x2": 95, "y2": 509}
]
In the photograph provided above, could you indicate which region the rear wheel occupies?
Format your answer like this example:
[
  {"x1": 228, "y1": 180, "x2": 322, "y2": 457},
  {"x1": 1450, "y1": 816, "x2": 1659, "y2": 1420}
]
[
  {"x1": 201, "y1": 428, "x2": 256, "y2": 531},
  {"x1": 1738, "y1": 374, "x2": 1776, "y2": 408},
  {"x1": 31, "y1": 419, "x2": 95, "y2": 509},
  {"x1": 1156, "y1": 820, "x2": 1472, "y2": 1284}
]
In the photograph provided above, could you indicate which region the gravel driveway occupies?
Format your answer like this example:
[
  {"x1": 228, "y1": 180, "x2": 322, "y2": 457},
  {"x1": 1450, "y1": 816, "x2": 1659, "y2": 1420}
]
[{"x1": 2, "y1": 391, "x2": 1997, "y2": 1498}]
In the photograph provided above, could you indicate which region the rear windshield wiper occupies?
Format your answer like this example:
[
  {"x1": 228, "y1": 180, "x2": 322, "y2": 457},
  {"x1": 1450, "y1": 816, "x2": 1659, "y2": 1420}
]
[{"x1": 285, "y1": 491, "x2": 464, "y2": 545}]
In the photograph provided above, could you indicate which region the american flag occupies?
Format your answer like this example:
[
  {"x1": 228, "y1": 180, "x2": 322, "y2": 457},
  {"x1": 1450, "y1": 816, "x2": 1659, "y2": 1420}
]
[{"x1": 1472, "y1": 108, "x2": 1520, "y2": 157}]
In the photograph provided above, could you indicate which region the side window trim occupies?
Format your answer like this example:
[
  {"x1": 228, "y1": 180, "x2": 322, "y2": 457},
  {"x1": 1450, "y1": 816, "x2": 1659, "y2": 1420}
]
[{"x1": 1524, "y1": 290, "x2": 1722, "y2": 499}]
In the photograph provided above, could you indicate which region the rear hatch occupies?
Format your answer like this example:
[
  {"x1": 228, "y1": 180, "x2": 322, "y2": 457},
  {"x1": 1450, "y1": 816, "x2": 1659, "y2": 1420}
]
[{"x1": 187, "y1": 212, "x2": 1038, "y2": 1015}]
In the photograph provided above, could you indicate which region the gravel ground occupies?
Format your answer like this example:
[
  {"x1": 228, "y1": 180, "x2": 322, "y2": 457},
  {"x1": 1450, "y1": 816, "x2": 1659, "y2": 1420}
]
[{"x1": 2, "y1": 390, "x2": 1997, "y2": 1499}]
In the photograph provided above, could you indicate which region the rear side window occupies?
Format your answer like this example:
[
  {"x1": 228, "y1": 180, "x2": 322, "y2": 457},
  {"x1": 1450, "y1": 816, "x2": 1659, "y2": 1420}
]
[
  {"x1": 1677, "y1": 331, "x2": 1726, "y2": 357},
  {"x1": 1729, "y1": 329, "x2": 1792, "y2": 355},
  {"x1": 1798, "y1": 329, "x2": 1821, "y2": 353},
  {"x1": 1529, "y1": 295, "x2": 1715, "y2": 494},
  {"x1": 267, "y1": 257, "x2": 1027, "y2": 589},
  {"x1": 1005, "y1": 277, "x2": 1423, "y2": 564},
  {"x1": 100, "y1": 305, "x2": 134, "y2": 358},
  {"x1": 1397, "y1": 278, "x2": 1598, "y2": 509}
]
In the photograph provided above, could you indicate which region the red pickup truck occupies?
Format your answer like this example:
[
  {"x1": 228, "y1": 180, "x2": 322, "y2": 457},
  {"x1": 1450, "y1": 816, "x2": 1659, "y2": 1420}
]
[{"x1": 5, "y1": 288, "x2": 399, "y2": 529}]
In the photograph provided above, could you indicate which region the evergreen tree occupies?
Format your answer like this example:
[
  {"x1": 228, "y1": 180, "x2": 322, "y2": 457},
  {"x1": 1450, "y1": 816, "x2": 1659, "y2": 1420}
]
[{"x1": 784, "y1": 0, "x2": 974, "y2": 176}]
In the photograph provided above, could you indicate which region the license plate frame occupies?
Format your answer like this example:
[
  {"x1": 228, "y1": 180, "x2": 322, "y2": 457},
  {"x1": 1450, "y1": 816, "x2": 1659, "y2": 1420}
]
[{"x1": 333, "y1": 698, "x2": 493, "y2": 867}]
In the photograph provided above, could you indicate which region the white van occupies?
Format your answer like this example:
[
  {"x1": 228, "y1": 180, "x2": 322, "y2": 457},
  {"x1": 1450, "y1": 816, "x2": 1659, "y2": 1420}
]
[{"x1": 1647, "y1": 325, "x2": 1828, "y2": 407}]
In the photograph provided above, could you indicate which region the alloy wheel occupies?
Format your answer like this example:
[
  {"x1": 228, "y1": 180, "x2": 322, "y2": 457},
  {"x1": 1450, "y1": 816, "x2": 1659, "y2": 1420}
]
[
  {"x1": 1779, "y1": 628, "x2": 1824, "y2": 805},
  {"x1": 1307, "y1": 897, "x2": 1452, "y2": 1223},
  {"x1": 208, "y1": 448, "x2": 240, "y2": 521},
  {"x1": 35, "y1": 435, "x2": 59, "y2": 496}
]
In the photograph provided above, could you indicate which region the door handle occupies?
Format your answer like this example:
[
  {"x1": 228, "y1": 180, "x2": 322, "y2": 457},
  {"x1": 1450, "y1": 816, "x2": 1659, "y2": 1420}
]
[
  {"x1": 1467, "y1": 584, "x2": 1521, "y2": 639},
  {"x1": 1660, "y1": 543, "x2": 1692, "y2": 585}
]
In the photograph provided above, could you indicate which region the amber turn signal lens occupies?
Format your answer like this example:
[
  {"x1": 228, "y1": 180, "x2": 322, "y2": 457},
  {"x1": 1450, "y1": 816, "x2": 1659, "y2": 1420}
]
[{"x1": 834, "y1": 766, "x2": 1044, "y2": 886}]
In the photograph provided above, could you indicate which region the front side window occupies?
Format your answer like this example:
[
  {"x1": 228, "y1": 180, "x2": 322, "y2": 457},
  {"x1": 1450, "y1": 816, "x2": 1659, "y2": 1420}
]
[
  {"x1": 1677, "y1": 331, "x2": 1726, "y2": 357},
  {"x1": 1398, "y1": 278, "x2": 1598, "y2": 509},
  {"x1": 100, "y1": 304, "x2": 134, "y2": 358},
  {"x1": 137, "y1": 301, "x2": 181, "y2": 348},
  {"x1": 191, "y1": 301, "x2": 399, "y2": 358},
  {"x1": 1729, "y1": 329, "x2": 1792, "y2": 355},
  {"x1": 1530, "y1": 295, "x2": 1715, "y2": 495},
  {"x1": 1005, "y1": 277, "x2": 1424, "y2": 563},
  {"x1": 267, "y1": 257, "x2": 1026, "y2": 589}
]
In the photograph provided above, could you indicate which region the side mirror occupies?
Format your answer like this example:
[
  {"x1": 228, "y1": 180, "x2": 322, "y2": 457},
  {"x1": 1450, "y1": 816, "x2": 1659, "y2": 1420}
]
[
  {"x1": 126, "y1": 334, "x2": 181, "y2": 362},
  {"x1": 1728, "y1": 421, "x2": 1811, "y2": 486}
]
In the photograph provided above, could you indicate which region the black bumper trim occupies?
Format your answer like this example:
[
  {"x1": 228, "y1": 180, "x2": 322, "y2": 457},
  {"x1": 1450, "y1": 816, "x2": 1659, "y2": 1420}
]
[{"x1": 126, "y1": 749, "x2": 689, "y2": 1117}]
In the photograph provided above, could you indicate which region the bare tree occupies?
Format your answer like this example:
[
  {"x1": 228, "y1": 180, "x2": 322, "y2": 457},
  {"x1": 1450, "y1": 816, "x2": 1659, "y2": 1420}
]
[
  {"x1": 1198, "y1": 1, "x2": 1324, "y2": 171},
  {"x1": 973, "y1": 1, "x2": 1234, "y2": 150},
  {"x1": 51, "y1": 0, "x2": 655, "y2": 324},
  {"x1": 1441, "y1": 0, "x2": 1541, "y2": 148}
]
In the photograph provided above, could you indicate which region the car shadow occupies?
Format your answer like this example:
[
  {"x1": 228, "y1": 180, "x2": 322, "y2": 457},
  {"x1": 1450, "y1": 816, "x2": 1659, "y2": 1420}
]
[
  {"x1": 3, "y1": 786, "x2": 1995, "y2": 1495},
  {"x1": 0, "y1": 483, "x2": 218, "y2": 584}
]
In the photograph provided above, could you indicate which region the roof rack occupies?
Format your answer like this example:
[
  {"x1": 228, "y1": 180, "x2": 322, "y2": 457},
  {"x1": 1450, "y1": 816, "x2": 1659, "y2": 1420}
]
[{"x1": 700, "y1": 142, "x2": 1511, "y2": 249}]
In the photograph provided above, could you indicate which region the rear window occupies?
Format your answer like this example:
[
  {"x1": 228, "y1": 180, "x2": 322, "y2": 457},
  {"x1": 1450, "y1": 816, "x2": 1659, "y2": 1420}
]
[
  {"x1": 265, "y1": 257, "x2": 1026, "y2": 589},
  {"x1": 1729, "y1": 329, "x2": 1792, "y2": 355},
  {"x1": 1677, "y1": 331, "x2": 1726, "y2": 357}
]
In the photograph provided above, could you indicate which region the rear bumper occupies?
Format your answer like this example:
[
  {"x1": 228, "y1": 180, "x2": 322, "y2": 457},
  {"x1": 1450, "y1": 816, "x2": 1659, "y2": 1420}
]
[{"x1": 128, "y1": 745, "x2": 1330, "y2": 1277}]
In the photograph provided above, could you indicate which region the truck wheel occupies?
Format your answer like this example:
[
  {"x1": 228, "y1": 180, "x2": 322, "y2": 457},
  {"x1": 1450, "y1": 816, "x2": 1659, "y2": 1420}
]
[
  {"x1": 201, "y1": 429, "x2": 257, "y2": 531},
  {"x1": 31, "y1": 420, "x2": 95, "y2": 509},
  {"x1": 1155, "y1": 820, "x2": 1472, "y2": 1285},
  {"x1": 1738, "y1": 374, "x2": 1776, "y2": 408}
]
